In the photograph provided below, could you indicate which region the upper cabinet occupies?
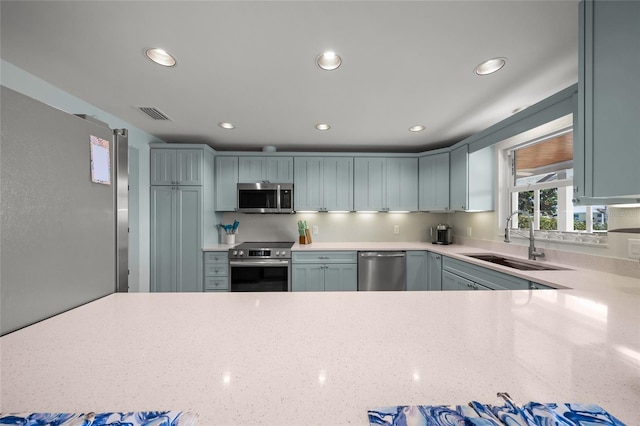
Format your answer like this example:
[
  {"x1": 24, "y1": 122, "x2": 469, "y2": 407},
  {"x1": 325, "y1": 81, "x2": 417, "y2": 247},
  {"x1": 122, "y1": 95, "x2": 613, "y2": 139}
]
[
  {"x1": 575, "y1": 0, "x2": 640, "y2": 199},
  {"x1": 354, "y1": 158, "x2": 418, "y2": 211},
  {"x1": 151, "y1": 148, "x2": 203, "y2": 186},
  {"x1": 294, "y1": 157, "x2": 353, "y2": 211},
  {"x1": 215, "y1": 156, "x2": 239, "y2": 212},
  {"x1": 238, "y1": 156, "x2": 293, "y2": 183},
  {"x1": 449, "y1": 145, "x2": 494, "y2": 212},
  {"x1": 419, "y1": 152, "x2": 450, "y2": 212}
]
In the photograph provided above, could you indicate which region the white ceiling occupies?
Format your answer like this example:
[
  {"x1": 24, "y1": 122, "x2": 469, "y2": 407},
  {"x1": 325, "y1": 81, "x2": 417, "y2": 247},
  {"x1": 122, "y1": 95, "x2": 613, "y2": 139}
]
[{"x1": 0, "y1": 1, "x2": 579, "y2": 153}]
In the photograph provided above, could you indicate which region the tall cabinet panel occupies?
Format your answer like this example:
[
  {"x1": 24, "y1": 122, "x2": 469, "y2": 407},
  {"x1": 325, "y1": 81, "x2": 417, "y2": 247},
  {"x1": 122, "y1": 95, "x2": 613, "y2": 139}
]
[
  {"x1": 150, "y1": 149, "x2": 177, "y2": 186},
  {"x1": 354, "y1": 158, "x2": 385, "y2": 211},
  {"x1": 354, "y1": 157, "x2": 418, "y2": 211},
  {"x1": 385, "y1": 158, "x2": 418, "y2": 211},
  {"x1": 215, "y1": 156, "x2": 239, "y2": 211},
  {"x1": 427, "y1": 252, "x2": 443, "y2": 291},
  {"x1": 419, "y1": 153, "x2": 450, "y2": 212},
  {"x1": 150, "y1": 145, "x2": 214, "y2": 292},
  {"x1": 449, "y1": 145, "x2": 494, "y2": 212},
  {"x1": 323, "y1": 158, "x2": 353, "y2": 211},
  {"x1": 175, "y1": 187, "x2": 202, "y2": 292},
  {"x1": 293, "y1": 157, "x2": 323, "y2": 211},
  {"x1": 294, "y1": 157, "x2": 353, "y2": 211},
  {"x1": 406, "y1": 251, "x2": 428, "y2": 291},
  {"x1": 576, "y1": 0, "x2": 640, "y2": 199},
  {"x1": 175, "y1": 149, "x2": 203, "y2": 185},
  {"x1": 150, "y1": 186, "x2": 175, "y2": 292}
]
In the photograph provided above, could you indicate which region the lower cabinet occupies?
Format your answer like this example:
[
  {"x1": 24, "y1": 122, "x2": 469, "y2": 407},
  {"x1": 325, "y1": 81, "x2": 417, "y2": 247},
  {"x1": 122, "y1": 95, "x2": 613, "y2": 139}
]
[
  {"x1": 442, "y1": 256, "x2": 530, "y2": 290},
  {"x1": 443, "y1": 270, "x2": 490, "y2": 291},
  {"x1": 406, "y1": 251, "x2": 443, "y2": 291},
  {"x1": 427, "y1": 252, "x2": 443, "y2": 291},
  {"x1": 203, "y1": 251, "x2": 229, "y2": 292},
  {"x1": 292, "y1": 251, "x2": 357, "y2": 291},
  {"x1": 406, "y1": 251, "x2": 428, "y2": 291}
]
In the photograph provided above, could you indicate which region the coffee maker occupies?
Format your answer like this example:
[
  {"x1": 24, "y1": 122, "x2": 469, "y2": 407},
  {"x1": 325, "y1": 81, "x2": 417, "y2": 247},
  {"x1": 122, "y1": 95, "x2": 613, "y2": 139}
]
[{"x1": 431, "y1": 224, "x2": 453, "y2": 245}]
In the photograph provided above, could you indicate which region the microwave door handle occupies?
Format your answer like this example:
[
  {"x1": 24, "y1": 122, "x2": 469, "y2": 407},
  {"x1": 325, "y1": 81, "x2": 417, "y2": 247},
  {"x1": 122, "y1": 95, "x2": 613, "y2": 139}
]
[{"x1": 276, "y1": 184, "x2": 281, "y2": 211}]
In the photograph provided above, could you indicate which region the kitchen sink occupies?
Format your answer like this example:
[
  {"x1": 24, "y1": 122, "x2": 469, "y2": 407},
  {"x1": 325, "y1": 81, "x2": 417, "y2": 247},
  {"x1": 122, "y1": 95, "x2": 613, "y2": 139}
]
[{"x1": 462, "y1": 254, "x2": 569, "y2": 271}]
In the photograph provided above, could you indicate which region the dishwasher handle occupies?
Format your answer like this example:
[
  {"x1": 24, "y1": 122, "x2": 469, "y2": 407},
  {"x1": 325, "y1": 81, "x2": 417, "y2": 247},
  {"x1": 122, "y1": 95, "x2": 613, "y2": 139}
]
[{"x1": 359, "y1": 252, "x2": 405, "y2": 258}]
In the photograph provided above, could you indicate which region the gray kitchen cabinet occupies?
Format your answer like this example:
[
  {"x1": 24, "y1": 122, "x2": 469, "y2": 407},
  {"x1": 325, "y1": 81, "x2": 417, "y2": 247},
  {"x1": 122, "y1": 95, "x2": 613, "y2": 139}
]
[
  {"x1": 238, "y1": 156, "x2": 293, "y2": 183},
  {"x1": 419, "y1": 153, "x2": 450, "y2": 212},
  {"x1": 203, "y1": 251, "x2": 229, "y2": 292},
  {"x1": 442, "y1": 270, "x2": 491, "y2": 291},
  {"x1": 150, "y1": 185, "x2": 203, "y2": 292},
  {"x1": 406, "y1": 251, "x2": 428, "y2": 291},
  {"x1": 291, "y1": 264, "x2": 325, "y2": 291},
  {"x1": 529, "y1": 281, "x2": 555, "y2": 290},
  {"x1": 151, "y1": 148, "x2": 203, "y2": 186},
  {"x1": 442, "y1": 256, "x2": 529, "y2": 290},
  {"x1": 292, "y1": 251, "x2": 357, "y2": 291},
  {"x1": 354, "y1": 157, "x2": 418, "y2": 211},
  {"x1": 294, "y1": 157, "x2": 353, "y2": 211},
  {"x1": 449, "y1": 144, "x2": 494, "y2": 212},
  {"x1": 150, "y1": 145, "x2": 214, "y2": 292},
  {"x1": 575, "y1": 0, "x2": 640, "y2": 199},
  {"x1": 427, "y1": 251, "x2": 443, "y2": 291},
  {"x1": 215, "y1": 156, "x2": 239, "y2": 211}
]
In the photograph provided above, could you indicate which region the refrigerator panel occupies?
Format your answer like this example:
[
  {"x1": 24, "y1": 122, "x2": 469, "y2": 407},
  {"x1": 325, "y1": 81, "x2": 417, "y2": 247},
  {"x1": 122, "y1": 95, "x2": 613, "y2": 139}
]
[{"x1": 0, "y1": 86, "x2": 120, "y2": 335}]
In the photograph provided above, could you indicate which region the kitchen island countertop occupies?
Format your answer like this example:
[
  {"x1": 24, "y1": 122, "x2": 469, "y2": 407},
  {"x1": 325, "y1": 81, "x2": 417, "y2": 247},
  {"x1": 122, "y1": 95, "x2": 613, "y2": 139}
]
[{"x1": 2, "y1": 247, "x2": 639, "y2": 425}]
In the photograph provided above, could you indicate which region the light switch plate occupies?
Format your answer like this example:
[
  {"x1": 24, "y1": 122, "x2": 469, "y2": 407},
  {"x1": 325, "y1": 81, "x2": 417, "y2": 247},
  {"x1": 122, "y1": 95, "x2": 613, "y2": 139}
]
[{"x1": 628, "y1": 239, "x2": 640, "y2": 259}]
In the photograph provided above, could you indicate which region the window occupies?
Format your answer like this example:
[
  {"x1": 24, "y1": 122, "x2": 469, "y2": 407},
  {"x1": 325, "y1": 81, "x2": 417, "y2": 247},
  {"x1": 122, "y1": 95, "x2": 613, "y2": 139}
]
[{"x1": 506, "y1": 126, "x2": 608, "y2": 237}]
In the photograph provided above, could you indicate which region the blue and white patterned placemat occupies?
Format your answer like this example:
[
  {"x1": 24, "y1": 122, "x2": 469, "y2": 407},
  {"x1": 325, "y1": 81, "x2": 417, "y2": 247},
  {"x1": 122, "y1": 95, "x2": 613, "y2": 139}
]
[
  {"x1": 0, "y1": 411, "x2": 197, "y2": 426},
  {"x1": 368, "y1": 402, "x2": 625, "y2": 425}
]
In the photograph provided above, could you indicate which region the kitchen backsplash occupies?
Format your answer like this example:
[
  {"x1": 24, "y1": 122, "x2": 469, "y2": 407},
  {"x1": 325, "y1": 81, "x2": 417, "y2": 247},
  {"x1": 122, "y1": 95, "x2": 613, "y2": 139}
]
[{"x1": 219, "y1": 212, "x2": 453, "y2": 243}]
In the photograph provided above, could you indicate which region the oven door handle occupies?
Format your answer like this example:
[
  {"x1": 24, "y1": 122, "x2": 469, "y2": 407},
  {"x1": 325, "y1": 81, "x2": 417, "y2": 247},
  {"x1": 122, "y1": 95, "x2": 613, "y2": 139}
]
[{"x1": 229, "y1": 260, "x2": 290, "y2": 267}]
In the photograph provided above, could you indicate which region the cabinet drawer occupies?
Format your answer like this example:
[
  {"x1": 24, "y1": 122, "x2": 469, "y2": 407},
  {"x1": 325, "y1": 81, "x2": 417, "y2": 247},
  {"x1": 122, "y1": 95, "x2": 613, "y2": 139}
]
[
  {"x1": 292, "y1": 251, "x2": 357, "y2": 264},
  {"x1": 443, "y1": 257, "x2": 529, "y2": 290},
  {"x1": 204, "y1": 252, "x2": 229, "y2": 264},
  {"x1": 205, "y1": 263, "x2": 229, "y2": 276},
  {"x1": 204, "y1": 277, "x2": 229, "y2": 291}
]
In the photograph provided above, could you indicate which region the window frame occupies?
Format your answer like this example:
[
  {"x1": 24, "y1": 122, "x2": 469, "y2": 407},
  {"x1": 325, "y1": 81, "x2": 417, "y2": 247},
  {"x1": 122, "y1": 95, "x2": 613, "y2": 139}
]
[{"x1": 502, "y1": 125, "x2": 607, "y2": 235}]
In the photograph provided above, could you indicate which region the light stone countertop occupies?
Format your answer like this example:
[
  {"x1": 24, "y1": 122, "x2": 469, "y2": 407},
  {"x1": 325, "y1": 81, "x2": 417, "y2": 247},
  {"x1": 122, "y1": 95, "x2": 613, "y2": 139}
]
[{"x1": 4, "y1": 244, "x2": 639, "y2": 425}]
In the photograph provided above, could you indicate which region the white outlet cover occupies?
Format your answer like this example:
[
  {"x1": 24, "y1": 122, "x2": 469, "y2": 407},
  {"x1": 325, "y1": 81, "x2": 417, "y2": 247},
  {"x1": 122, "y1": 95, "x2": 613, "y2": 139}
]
[
  {"x1": 312, "y1": 225, "x2": 319, "y2": 235},
  {"x1": 393, "y1": 225, "x2": 400, "y2": 235}
]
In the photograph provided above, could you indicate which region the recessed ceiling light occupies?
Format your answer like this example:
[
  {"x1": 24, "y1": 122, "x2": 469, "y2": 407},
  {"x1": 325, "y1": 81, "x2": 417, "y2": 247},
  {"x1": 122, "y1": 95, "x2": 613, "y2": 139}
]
[
  {"x1": 409, "y1": 125, "x2": 425, "y2": 132},
  {"x1": 218, "y1": 122, "x2": 235, "y2": 129},
  {"x1": 315, "y1": 123, "x2": 331, "y2": 131},
  {"x1": 474, "y1": 57, "x2": 507, "y2": 75},
  {"x1": 144, "y1": 48, "x2": 177, "y2": 67},
  {"x1": 316, "y1": 51, "x2": 342, "y2": 71}
]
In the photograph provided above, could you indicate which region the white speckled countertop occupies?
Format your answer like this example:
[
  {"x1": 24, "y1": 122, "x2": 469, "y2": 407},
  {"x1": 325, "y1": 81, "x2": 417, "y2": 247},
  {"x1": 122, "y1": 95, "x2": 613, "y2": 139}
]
[{"x1": 3, "y1": 243, "x2": 640, "y2": 425}]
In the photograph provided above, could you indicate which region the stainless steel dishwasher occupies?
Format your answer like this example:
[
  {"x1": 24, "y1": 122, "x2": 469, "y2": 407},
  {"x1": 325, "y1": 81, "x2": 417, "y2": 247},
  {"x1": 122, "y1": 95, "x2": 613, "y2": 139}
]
[{"x1": 357, "y1": 251, "x2": 406, "y2": 291}]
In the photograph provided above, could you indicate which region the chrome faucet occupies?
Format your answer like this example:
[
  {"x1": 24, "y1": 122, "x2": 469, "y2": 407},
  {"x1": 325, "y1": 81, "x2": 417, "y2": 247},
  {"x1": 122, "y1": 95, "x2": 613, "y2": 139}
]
[{"x1": 504, "y1": 210, "x2": 545, "y2": 261}]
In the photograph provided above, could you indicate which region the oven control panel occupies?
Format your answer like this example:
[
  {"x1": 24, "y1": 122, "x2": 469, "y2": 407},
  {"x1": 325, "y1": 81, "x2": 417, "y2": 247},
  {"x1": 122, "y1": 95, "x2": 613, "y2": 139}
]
[{"x1": 229, "y1": 248, "x2": 291, "y2": 259}]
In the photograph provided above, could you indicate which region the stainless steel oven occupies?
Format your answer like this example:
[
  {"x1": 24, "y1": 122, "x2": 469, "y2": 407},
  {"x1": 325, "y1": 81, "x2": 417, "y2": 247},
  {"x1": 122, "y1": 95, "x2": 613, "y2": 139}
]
[{"x1": 229, "y1": 242, "x2": 293, "y2": 292}]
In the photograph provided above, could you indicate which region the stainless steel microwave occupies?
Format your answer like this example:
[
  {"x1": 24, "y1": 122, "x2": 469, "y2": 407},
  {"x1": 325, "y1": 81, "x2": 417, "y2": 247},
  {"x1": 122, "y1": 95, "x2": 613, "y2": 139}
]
[{"x1": 237, "y1": 183, "x2": 294, "y2": 213}]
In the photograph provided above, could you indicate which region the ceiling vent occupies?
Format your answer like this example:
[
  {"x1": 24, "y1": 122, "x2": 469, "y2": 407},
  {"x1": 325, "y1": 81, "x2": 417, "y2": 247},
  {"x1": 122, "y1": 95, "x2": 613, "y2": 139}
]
[{"x1": 137, "y1": 107, "x2": 172, "y2": 121}]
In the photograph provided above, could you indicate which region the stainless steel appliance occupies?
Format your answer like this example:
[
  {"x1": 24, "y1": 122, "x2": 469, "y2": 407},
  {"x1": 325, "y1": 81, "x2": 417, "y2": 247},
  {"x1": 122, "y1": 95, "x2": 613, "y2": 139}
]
[
  {"x1": 431, "y1": 224, "x2": 453, "y2": 245},
  {"x1": 357, "y1": 252, "x2": 406, "y2": 291},
  {"x1": 229, "y1": 242, "x2": 294, "y2": 291},
  {"x1": 237, "y1": 183, "x2": 294, "y2": 213},
  {"x1": 1, "y1": 87, "x2": 128, "y2": 335}
]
